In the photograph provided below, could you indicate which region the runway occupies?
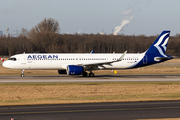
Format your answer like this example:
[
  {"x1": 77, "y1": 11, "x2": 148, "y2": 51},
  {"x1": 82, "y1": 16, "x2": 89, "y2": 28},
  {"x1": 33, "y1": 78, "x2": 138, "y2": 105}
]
[
  {"x1": 0, "y1": 101, "x2": 180, "y2": 120},
  {"x1": 1, "y1": 62, "x2": 180, "y2": 119},
  {"x1": 0, "y1": 74, "x2": 180, "y2": 83}
]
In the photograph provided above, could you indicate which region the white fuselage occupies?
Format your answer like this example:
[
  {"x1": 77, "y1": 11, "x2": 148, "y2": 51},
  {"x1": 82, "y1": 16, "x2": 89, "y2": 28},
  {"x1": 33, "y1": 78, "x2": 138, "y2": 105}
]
[{"x1": 3, "y1": 53, "x2": 145, "y2": 70}]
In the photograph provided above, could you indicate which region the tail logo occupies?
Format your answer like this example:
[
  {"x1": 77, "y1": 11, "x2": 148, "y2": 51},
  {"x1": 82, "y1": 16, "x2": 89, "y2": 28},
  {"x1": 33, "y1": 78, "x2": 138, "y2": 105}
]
[{"x1": 154, "y1": 32, "x2": 169, "y2": 57}]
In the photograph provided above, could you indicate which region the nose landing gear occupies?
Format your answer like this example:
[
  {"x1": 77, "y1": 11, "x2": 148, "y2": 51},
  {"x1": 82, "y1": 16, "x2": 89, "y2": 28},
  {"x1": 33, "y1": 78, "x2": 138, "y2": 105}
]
[{"x1": 21, "y1": 69, "x2": 25, "y2": 77}]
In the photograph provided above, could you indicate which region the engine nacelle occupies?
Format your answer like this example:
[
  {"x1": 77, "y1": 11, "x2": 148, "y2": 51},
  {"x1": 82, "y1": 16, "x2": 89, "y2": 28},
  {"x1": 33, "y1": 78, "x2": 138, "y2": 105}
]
[
  {"x1": 67, "y1": 65, "x2": 83, "y2": 75},
  {"x1": 58, "y1": 70, "x2": 67, "y2": 74}
]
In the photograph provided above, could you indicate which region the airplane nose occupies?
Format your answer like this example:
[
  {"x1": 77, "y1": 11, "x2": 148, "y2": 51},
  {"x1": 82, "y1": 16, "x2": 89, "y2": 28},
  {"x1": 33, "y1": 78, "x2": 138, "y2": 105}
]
[
  {"x1": 2, "y1": 61, "x2": 6, "y2": 67},
  {"x1": 2, "y1": 61, "x2": 9, "y2": 68},
  {"x1": 2, "y1": 61, "x2": 15, "y2": 69}
]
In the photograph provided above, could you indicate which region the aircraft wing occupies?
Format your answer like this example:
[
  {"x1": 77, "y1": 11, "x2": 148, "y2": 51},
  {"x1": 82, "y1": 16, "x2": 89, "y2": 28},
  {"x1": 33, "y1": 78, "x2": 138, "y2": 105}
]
[{"x1": 78, "y1": 51, "x2": 127, "y2": 66}]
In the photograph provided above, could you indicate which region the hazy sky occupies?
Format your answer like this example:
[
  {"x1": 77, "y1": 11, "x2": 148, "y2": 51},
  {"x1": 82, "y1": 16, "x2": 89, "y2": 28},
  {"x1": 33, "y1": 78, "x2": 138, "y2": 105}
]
[{"x1": 0, "y1": 0, "x2": 180, "y2": 36}]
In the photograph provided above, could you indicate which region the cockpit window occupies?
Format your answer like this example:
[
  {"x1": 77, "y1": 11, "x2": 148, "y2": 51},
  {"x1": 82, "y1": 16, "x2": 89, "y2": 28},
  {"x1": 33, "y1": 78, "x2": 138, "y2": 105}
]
[{"x1": 8, "y1": 57, "x2": 17, "y2": 61}]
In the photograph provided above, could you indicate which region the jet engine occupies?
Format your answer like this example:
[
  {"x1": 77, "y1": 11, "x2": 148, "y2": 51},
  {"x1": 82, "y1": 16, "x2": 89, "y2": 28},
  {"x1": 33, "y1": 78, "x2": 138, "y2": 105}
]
[
  {"x1": 67, "y1": 65, "x2": 83, "y2": 75},
  {"x1": 58, "y1": 70, "x2": 67, "y2": 74}
]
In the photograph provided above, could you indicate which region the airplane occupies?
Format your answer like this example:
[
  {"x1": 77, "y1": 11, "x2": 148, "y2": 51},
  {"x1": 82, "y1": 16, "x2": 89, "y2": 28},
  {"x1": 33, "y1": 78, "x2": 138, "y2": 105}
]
[{"x1": 2, "y1": 30, "x2": 173, "y2": 77}]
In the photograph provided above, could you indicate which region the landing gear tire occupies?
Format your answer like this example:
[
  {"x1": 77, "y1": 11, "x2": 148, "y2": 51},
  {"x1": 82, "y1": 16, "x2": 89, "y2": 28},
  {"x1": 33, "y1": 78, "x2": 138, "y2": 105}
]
[
  {"x1": 21, "y1": 74, "x2": 24, "y2": 77},
  {"x1": 82, "y1": 72, "x2": 88, "y2": 77},
  {"x1": 89, "y1": 73, "x2": 94, "y2": 77}
]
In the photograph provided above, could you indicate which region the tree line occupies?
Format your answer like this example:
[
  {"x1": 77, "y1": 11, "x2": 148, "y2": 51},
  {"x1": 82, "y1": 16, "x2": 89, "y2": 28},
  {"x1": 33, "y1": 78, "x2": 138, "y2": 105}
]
[{"x1": 0, "y1": 18, "x2": 180, "y2": 56}]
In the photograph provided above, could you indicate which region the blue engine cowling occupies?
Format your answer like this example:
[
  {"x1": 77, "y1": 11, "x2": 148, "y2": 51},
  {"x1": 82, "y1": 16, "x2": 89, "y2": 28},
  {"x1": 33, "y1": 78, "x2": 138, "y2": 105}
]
[{"x1": 67, "y1": 65, "x2": 83, "y2": 75}]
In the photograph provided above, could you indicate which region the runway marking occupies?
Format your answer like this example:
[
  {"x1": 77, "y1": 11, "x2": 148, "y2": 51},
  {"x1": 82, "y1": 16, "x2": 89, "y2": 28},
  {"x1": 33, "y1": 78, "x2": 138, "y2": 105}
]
[{"x1": 1, "y1": 106, "x2": 180, "y2": 115}]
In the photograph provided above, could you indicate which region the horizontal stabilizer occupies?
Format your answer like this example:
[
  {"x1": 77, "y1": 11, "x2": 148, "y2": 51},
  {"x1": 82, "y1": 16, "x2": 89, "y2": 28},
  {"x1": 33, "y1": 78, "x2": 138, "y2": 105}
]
[{"x1": 154, "y1": 56, "x2": 173, "y2": 61}]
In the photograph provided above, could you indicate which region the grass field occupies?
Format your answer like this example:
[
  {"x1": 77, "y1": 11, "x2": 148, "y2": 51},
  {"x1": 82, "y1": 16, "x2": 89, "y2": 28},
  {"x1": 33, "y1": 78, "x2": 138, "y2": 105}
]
[{"x1": 1, "y1": 82, "x2": 180, "y2": 106}]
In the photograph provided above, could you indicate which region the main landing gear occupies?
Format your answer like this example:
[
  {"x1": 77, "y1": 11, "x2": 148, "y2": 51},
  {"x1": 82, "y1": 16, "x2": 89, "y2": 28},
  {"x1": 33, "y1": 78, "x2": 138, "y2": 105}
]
[
  {"x1": 82, "y1": 72, "x2": 88, "y2": 77},
  {"x1": 21, "y1": 69, "x2": 25, "y2": 77},
  {"x1": 82, "y1": 72, "x2": 94, "y2": 77},
  {"x1": 89, "y1": 73, "x2": 94, "y2": 77}
]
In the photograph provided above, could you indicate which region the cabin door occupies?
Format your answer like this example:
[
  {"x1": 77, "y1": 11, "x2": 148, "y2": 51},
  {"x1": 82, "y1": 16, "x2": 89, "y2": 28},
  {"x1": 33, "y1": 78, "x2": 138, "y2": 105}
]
[{"x1": 21, "y1": 55, "x2": 26, "y2": 64}]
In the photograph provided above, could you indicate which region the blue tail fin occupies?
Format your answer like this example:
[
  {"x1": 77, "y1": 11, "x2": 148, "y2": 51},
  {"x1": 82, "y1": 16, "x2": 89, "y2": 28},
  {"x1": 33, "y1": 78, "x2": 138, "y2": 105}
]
[{"x1": 146, "y1": 31, "x2": 170, "y2": 57}]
